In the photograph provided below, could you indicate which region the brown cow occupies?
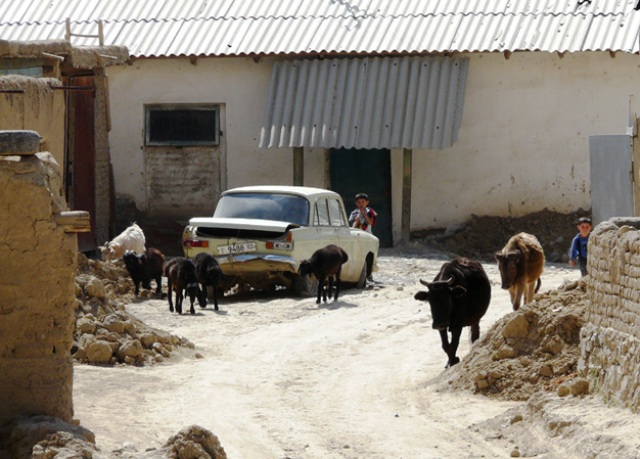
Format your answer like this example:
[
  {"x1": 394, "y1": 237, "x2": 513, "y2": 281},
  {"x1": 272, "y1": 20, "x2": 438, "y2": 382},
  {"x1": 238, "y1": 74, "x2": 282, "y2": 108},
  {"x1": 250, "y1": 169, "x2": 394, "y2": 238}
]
[{"x1": 495, "y1": 232, "x2": 544, "y2": 311}]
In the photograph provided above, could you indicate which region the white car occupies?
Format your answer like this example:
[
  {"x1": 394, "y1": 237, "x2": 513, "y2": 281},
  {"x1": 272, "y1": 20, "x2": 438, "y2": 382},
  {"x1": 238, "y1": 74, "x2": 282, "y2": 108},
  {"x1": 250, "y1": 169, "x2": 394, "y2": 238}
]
[{"x1": 182, "y1": 185, "x2": 379, "y2": 295}]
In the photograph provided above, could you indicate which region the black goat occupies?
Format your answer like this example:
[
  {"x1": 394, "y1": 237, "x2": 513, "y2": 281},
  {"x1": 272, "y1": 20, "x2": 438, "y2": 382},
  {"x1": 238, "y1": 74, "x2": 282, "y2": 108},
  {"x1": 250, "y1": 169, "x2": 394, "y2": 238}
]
[
  {"x1": 298, "y1": 244, "x2": 349, "y2": 304},
  {"x1": 163, "y1": 257, "x2": 200, "y2": 315},
  {"x1": 123, "y1": 247, "x2": 165, "y2": 296},
  {"x1": 193, "y1": 253, "x2": 223, "y2": 311}
]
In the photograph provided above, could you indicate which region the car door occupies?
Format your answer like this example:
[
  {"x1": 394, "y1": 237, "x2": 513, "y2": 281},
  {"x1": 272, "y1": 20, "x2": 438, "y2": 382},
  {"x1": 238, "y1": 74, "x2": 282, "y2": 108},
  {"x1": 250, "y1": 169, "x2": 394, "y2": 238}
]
[{"x1": 326, "y1": 196, "x2": 361, "y2": 280}]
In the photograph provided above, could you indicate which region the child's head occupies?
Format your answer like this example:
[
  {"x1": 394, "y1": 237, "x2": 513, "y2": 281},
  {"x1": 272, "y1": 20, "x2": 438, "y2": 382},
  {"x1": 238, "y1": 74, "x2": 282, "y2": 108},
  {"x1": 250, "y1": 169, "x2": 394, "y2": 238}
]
[
  {"x1": 355, "y1": 192, "x2": 369, "y2": 207},
  {"x1": 577, "y1": 216, "x2": 592, "y2": 236}
]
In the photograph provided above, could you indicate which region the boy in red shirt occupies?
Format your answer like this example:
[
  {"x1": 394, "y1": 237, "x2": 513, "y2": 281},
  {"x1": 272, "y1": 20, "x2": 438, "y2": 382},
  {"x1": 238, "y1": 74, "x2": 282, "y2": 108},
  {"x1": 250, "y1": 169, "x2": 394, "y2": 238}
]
[{"x1": 349, "y1": 193, "x2": 377, "y2": 233}]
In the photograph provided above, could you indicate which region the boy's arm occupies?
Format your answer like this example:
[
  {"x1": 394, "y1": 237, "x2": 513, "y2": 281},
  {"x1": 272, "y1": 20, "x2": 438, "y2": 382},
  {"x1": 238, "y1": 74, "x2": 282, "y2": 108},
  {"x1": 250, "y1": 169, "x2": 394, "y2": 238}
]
[
  {"x1": 364, "y1": 208, "x2": 377, "y2": 226},
  {"x1": 568, "y1": 236, "x2": 579, "y2": 261},
  {"x1": 361, "y1": 208, "x2": 375, "y2": 226},
  {"x1": 348, "y1": 209, "x2": 358, "y2": 225}
]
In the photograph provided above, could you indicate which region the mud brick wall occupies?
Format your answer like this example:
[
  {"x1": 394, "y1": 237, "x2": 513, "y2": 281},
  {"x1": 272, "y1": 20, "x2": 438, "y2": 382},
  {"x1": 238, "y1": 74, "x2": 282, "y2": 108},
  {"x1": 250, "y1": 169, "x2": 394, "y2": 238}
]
[
  {"x1": 580, "y1": 218, "x2": 640, "y2": 411},
  {"x1": 0, "y1": 151, "x2": 77, "y2": 426}
]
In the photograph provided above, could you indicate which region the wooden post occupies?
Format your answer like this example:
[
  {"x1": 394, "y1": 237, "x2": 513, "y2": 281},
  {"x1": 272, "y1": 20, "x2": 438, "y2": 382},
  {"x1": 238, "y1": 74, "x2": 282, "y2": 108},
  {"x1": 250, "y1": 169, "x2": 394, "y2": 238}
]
[
  {"x1": 293, "y1": 146, "x2": 304, "y2": 186},
  {"x1": 402, "y1": 148, "x2": 412, "y2": 243}
]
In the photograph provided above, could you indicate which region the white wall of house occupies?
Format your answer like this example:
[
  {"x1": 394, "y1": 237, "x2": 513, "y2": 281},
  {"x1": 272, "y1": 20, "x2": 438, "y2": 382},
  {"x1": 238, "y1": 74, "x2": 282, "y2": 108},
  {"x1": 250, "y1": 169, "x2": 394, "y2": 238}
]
[
  {"x1": 410, "y1": 51, "x2": 636, "y2": 233},
  {"x1": 107, "y1": 52, "x2": 638, "y2": 243}
]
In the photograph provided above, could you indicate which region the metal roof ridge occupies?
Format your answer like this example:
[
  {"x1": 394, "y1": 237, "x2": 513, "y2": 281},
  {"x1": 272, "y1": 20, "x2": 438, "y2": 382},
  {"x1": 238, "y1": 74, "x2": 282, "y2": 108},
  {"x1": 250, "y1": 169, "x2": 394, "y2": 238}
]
[
  {"x1": 3, "y1": 9, "x2": 632, "y2": 28},
  {"x1": 4, "y1": 6, "x2": 637, "y2": 28}
]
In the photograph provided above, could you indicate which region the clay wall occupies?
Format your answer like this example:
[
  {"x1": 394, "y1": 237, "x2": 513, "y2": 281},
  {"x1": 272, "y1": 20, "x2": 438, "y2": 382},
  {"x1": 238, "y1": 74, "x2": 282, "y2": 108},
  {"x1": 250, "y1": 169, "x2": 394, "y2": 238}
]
[
  {"x1": 580, "y1": 218, "x2": 640, "y2": 411},
  {"x1": 0, "y1": 148, "x2": 77, "y2": 425},
  {"x1": 0, "y1": 76, "x2": 65, "y2": 167}
]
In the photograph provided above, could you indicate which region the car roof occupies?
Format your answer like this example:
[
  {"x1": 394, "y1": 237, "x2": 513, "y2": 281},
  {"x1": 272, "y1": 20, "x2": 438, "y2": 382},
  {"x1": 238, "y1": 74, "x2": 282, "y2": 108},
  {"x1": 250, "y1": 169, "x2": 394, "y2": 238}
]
[{"x1": 222, "y1": 185, "x2": 340, "y2": 199}]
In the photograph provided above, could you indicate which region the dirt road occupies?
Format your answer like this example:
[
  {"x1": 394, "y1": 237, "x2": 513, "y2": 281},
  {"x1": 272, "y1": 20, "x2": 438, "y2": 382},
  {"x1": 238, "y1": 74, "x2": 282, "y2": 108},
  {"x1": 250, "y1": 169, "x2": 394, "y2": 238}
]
[{"x1": 72, "y1": 249, "x2": 638, "y2": 458}]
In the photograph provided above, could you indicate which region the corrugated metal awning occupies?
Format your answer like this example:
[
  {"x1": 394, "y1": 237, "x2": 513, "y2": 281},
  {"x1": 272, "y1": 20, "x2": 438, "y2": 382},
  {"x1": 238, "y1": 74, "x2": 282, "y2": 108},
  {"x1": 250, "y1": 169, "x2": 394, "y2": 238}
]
[{"x1": 260, "y1": 56, "x2": 469, "y2": 150}]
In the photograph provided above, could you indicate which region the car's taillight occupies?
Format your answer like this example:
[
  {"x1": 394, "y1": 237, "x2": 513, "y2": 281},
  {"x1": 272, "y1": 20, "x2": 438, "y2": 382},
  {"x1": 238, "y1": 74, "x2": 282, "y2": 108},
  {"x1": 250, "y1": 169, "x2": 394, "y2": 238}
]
[
  {"x1": 183, "y1": 240, "x2": 209, "y2": 248},
  {"x1": 286, "y1": 231, "x2": 292, "y2": 242},
  {"x1": 266, "y1": 239, "x2": 293, "y2": 250}
]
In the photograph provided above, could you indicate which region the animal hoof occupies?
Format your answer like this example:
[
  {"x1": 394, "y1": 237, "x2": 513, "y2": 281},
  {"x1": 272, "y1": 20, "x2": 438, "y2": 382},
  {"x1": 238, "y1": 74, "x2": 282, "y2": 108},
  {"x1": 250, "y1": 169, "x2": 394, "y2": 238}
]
[{"x1": 445, "y1": 357, "x2": 461, "y2": 368}]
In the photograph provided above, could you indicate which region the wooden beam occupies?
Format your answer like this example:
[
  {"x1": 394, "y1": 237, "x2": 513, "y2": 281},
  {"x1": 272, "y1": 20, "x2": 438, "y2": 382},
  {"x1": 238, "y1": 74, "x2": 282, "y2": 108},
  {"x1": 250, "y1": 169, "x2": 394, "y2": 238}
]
[
  {"x1": 402, "y1": 148, "x2": 412, "y2": 243},
  {"x1": 293, "y1": 147, "x2": 304, "y2": 186}
]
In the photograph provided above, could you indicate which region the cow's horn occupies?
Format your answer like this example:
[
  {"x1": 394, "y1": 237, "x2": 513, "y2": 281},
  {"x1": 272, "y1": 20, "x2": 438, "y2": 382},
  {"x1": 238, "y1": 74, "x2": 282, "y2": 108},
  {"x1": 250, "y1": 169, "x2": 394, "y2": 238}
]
[
  {"x1": 419, "y1": 279, "x2": 429, "y2": 286},
  {"x1": 446, "y1": 276, "x2": 455, "y2": 285}
]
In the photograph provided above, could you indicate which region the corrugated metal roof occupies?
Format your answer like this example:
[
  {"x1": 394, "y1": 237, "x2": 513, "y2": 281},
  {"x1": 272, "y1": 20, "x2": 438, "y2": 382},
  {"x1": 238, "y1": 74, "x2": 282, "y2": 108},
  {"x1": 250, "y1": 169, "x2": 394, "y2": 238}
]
[
  {"x1": 260, "y1": 56, "x2": 469, "y2": 149},
  {"x1": 2, "y1": 0, "x2": 640, "y2": 57}
]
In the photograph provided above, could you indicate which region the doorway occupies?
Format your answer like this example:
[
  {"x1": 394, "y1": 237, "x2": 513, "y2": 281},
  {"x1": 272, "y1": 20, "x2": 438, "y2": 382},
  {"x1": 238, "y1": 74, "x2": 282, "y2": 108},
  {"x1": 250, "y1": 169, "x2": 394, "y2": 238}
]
[
  {"x1": 65, "y1": 75, "x2": 97, "y2": 252},
  {"x1": 329, "y1": 148, "x2": 392, "y2": 247}
]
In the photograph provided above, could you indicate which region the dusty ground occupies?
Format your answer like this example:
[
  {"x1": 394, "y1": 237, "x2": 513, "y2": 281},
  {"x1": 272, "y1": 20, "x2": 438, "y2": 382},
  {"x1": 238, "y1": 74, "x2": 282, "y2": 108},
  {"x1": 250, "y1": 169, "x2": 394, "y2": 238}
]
[{"x1": 67, "y1": 238, "x2": 640, "y2": 459}]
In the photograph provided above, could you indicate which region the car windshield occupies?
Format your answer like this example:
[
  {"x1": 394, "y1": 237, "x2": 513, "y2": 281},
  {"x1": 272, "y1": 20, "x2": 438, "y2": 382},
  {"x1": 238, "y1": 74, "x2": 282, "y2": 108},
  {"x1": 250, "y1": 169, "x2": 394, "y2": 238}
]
[{"x1": 214, "y1": 192, "x2": 310, "y2": 226}]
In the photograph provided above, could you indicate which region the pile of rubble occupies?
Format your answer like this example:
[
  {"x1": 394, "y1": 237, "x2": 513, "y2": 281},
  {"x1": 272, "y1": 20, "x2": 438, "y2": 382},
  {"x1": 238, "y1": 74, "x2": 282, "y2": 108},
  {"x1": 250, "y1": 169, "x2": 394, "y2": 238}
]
[
  {"x1": 412, "y1": 208, "x2": 589, "y2": 262},
  {"x1": 438, "y1": 279, "x2": 589, "y2": 400},
  {"x1": 7, "y1": 417, "x2": 227, "y2": 459},
  {"x1": 72, "y1": 254, "x2": 194, "y2": 365}
]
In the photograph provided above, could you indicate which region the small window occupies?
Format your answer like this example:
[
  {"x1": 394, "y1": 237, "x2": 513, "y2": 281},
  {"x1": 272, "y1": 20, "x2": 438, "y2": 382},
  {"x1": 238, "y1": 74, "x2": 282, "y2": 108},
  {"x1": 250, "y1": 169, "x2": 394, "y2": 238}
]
[
  {"x1": 328, "y1": 198, "x2": 346, "y2": 226},
  {"x1": 145, "y1": 104, "x2": 219, "y2": 146},
  {"x1": 315, "y1": 199, "x2": 331, "y2": 226},
  {"x1": 313, "y1": 197, "x2": 346, "y2": 227}
]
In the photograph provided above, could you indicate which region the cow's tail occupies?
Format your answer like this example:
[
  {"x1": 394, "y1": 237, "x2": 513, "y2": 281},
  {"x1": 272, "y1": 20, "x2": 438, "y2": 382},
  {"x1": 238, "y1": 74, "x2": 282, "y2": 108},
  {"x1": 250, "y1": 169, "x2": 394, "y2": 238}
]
[{"x1": 535, "y1": 277, "x2": 541, "y2": 293}]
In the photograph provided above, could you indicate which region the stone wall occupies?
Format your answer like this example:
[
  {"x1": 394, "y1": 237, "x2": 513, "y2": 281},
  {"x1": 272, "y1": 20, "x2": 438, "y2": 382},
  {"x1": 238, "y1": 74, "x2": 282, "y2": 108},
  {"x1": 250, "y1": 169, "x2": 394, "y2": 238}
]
[
  {"x1": 0, "y1": 143, "x2": 79, "y2": 426},
  {"x1": 580, "y1": 218, "x2": 640, "y2": 411}
]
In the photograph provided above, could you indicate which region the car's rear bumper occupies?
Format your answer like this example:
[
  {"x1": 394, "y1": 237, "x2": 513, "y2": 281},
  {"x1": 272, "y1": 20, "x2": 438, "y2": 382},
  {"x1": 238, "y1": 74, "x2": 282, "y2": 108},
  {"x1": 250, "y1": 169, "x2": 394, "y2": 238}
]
[{"x1": 215, "y1": 253, "x2": 297, "y2": 274}]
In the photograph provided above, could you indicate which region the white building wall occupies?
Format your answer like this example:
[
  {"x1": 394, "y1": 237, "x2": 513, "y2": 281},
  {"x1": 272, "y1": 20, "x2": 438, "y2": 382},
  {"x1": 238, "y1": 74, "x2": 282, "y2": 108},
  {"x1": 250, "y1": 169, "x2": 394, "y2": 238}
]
[
  {"x1": 107, "y1": 57, "x2": 288, "y2": 217},
  {"x1": 107, "y1": 52, "x2": 638, "y2": 241}
]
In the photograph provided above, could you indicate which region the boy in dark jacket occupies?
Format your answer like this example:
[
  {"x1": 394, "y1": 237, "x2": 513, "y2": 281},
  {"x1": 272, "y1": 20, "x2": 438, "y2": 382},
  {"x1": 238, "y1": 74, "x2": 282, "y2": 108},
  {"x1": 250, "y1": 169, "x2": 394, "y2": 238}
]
[{"x1": 568, "y1": 216, "x2": 592, "y2": 277}]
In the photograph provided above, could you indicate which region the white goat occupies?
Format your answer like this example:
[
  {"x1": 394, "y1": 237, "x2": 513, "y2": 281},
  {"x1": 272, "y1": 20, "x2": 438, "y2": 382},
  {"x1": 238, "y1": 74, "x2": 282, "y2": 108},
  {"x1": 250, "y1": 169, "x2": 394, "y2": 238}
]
[{"x1": 100, "y1": 223, "x2": 146, "y2": 261}]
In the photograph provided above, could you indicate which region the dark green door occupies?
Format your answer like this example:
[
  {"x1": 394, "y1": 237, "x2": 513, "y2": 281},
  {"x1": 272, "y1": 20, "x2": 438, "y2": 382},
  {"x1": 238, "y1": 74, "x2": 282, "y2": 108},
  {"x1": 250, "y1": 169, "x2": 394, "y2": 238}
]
[{"x1": 329, "y1": 148, "x2": 392, "y2": 247}]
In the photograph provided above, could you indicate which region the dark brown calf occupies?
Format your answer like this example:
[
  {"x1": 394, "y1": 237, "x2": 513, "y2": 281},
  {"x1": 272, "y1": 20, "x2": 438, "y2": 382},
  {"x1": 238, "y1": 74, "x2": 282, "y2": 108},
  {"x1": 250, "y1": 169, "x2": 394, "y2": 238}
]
[
  {"x1": 164, "y1": 257, "x2": 200, "y2": 315},
  {"x1": 298, "y1": 244, "x2": 349, "y2": 304},
  {"x1": 123, "y1": 247, "x2": 165, "y2": 296}
]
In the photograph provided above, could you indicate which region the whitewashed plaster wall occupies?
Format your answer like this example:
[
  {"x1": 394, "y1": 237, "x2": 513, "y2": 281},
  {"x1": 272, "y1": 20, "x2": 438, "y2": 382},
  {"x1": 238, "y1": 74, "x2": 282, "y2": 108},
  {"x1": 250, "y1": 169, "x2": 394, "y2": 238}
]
[
  {"x1": 107, "y1": 52, "x2": 638, "y2": 242},
  {"x1": 411, "y1": 51, "x2": 638, "y2": 231}
]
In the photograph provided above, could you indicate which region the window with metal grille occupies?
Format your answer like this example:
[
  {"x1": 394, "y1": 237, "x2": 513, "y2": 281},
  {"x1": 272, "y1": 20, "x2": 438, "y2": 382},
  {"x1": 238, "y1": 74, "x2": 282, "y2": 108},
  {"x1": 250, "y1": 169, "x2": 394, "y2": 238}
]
[{"x1": 145, "y1": 104, "x2": 219, "y2": 146}]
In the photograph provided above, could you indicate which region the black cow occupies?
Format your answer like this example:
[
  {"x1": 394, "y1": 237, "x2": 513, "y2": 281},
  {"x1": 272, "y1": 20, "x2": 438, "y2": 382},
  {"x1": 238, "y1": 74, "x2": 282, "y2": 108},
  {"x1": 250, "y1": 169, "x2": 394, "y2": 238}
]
[
  {"x1": 193, "y1": 252, "x2": 223, "y2": 311},
  {"x1": 414, "y1": 257, "x2": 491, "y2": 368}
]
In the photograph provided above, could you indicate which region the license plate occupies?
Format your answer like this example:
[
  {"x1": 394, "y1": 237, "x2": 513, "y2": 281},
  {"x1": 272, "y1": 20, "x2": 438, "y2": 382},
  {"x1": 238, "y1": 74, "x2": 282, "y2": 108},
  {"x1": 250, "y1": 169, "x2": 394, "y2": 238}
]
[{"x1": 217, "y1": 242, "x2": 257, "y2": 255}]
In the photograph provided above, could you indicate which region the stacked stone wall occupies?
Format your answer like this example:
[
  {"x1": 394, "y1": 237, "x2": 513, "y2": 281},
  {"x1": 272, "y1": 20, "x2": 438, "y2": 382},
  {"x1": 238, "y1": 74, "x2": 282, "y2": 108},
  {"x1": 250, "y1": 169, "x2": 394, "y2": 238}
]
[{"x1": 580, "y1": 218, "x2": 640, "y2": 411}]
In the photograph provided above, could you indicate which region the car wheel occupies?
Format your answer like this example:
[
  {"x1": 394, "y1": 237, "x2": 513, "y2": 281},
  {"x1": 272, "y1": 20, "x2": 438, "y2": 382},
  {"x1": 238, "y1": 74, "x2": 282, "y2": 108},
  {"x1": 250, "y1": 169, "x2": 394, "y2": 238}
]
[
  {"x1": 356, "y1": 262, "x2": 367, "y2": 289},
  {"x1": 294, "y1": 274, "x2": 319, "y2": 297}
]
